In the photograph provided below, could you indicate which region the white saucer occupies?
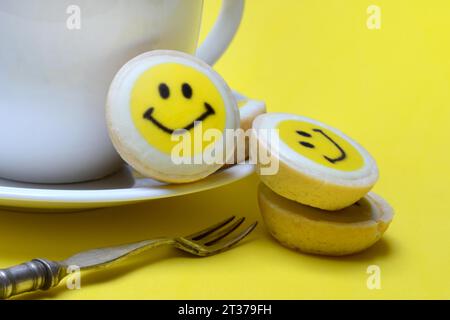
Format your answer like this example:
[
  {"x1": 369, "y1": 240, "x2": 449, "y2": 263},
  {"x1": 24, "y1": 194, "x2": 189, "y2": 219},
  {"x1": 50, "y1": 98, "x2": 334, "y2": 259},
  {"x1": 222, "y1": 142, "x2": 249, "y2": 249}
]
[{"x1": 0, "y1": 164, "x2": 254, "y2": 212}]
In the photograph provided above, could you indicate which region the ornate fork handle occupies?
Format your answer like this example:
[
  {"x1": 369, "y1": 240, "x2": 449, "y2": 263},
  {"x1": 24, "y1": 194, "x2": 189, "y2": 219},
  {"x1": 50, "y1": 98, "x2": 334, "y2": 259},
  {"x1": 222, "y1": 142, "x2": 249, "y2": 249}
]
[
  {"x1": 0, "y1": 259, "x2": 65, "y2": 299},
  {"x1": 0, "y1": 239, "x2": 168, "y2": 300}
]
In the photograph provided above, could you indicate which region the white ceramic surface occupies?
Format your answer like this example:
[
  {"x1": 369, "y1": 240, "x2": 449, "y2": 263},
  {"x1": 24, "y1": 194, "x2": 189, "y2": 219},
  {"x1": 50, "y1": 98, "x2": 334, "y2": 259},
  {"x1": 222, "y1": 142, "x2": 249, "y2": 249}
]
[
  {"x1": 0, "y1": 164, "x2": 254, "y2": 212},
  {"x1": 0, "y1": 0, "x2": 244, "y2": 184}
]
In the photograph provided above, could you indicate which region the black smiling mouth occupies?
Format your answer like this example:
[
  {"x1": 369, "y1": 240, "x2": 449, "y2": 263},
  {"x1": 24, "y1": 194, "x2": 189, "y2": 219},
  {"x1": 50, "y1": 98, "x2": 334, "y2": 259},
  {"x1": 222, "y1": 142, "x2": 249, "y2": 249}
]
[
  {"x1": 297, "y1": 128, "x2": 347, "y2": 164},
  {"x1": 143, "y1": 102, "x2": 216, "y2": 135}
]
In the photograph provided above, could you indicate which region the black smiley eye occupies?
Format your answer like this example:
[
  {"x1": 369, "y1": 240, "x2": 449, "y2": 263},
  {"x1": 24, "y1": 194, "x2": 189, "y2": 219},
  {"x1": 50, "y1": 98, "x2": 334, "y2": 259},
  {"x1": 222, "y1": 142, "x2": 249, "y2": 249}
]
[
  {"x1": 159, "y1": 83, "x2": 170, "y2": 99},
  {"x1": 300, "y1": 141, "x2": 315, "y2": 149},
  {"x1": 296, "y1": 130, "x2": 315, "y2": 149},
  {"x1": 182, "y1": 83, "x2": 193, "y2": 99},
  {"x1": 297, "y1": 130, "x2": 312, "y2": 138}
]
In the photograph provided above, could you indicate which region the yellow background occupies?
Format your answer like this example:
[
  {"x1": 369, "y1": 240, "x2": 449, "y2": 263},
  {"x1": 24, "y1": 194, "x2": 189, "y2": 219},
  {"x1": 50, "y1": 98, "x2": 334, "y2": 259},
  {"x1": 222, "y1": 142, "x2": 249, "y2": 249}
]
[{"x1": 1, "y1": 0, "x2": 449, "y2": 299}]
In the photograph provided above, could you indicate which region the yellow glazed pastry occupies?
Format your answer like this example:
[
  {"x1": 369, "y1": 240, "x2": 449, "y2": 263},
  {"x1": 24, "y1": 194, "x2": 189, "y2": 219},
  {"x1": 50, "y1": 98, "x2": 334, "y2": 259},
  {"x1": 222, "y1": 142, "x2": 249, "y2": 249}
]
[
  {"x1": 258, "y1": 183, "x2": 394, "y2": 256},
  {"x1": 221, "y1": 91, "x2": 266, "y2": 167},
  {"x1": 252, "y1": 113, "x2": 379, "y2": 210},
  {"x1": 234, "y1": 91, "x2": 267, "y2": 131},
  {"x1": 107, "y1": 50, "x2": 240, "y2": 183}
]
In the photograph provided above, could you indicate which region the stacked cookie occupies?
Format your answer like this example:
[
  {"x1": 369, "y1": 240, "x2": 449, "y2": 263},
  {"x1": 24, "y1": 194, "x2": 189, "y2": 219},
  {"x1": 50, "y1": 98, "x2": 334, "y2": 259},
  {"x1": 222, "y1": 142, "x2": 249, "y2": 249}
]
[{"x1": 253, "y1": 113, "x2": 394, "y2": 256}]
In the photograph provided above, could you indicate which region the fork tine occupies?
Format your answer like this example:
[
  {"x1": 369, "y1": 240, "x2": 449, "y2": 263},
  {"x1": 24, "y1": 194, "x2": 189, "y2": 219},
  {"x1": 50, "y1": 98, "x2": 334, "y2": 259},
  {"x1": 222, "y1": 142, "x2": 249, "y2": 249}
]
[
  {"x1": 202, "y1": 217, "x2": 246, "y2": 246},
  {"x1": 186, "y1": 216, "x2": 236, "y2": 241},
  {"x1": 207, "y1": 222, "x2": 258, "y2": 255}
]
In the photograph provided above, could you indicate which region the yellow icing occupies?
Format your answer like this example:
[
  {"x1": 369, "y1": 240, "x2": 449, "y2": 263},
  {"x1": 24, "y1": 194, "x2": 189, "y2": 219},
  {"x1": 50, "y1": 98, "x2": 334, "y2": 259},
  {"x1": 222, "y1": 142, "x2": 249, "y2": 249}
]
[
  {"x1": 277, "y1": 120, "x2": 364, "y2": 171},
  {"x1": 130, "y1": 63, "x2": 226, "y2": 155}
]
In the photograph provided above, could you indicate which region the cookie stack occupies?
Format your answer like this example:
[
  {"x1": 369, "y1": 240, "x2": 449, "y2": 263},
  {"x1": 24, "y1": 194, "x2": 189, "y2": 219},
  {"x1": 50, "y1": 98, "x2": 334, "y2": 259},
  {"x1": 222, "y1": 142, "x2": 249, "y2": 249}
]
[{"x1": 252, "y1": 113, "x2": 394, "y2": 256}]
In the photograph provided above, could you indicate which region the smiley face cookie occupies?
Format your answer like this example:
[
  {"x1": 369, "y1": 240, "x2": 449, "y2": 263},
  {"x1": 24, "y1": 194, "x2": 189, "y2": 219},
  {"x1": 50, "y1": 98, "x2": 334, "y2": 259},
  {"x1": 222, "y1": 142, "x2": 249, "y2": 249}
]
[
  {"x1": 252, "y1": 113, "x2": 379, "y2": 210},
  {"x1": 106, "y1": 50, "x2": 240, "y2": 183},
  {"x1": 258, "y1": 183, "x2": 393, "y2": 256},
  {"x1": 220, "y1": 91, "x2": 266, "y2": 167},
  {"x1": 233, "y1": 91, "x2": 267, "y2": 131}
]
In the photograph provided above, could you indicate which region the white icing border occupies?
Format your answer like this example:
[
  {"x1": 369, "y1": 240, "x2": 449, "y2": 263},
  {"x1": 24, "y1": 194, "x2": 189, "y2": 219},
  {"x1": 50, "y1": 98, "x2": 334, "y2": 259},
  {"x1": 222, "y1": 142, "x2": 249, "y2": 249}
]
[{"x1": 234, "y1": 94, "x2": 266, "y2": 123}]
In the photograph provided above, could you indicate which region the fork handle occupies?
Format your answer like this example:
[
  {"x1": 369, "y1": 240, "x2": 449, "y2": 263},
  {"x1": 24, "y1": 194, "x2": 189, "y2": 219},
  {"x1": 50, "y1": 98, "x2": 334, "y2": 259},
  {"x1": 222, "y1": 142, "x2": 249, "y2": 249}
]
[{"x1": 0, "y1": 259, "x2": 64, "y2": 299}]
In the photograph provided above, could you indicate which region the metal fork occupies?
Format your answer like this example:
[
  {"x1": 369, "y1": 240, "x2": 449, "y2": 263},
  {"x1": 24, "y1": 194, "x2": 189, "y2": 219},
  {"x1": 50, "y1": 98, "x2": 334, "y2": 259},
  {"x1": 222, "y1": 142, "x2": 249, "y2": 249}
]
[{"x1": 0, "y1": 216, "x2": 257, "y2": 299}]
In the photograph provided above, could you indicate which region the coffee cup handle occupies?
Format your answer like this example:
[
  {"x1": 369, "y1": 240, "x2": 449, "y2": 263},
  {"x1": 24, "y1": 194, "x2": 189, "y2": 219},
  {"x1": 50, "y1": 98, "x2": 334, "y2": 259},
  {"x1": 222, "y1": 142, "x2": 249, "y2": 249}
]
[{"x1": 196, "y1": 0, "x2": 245, "y2": 66}]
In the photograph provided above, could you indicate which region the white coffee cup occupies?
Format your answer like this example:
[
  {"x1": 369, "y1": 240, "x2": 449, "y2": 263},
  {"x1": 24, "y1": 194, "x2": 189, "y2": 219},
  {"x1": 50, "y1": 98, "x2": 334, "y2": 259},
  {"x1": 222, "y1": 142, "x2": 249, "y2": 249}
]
[{"x1": 0, "y1": 0, "x2": 244, "y2": 183}]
